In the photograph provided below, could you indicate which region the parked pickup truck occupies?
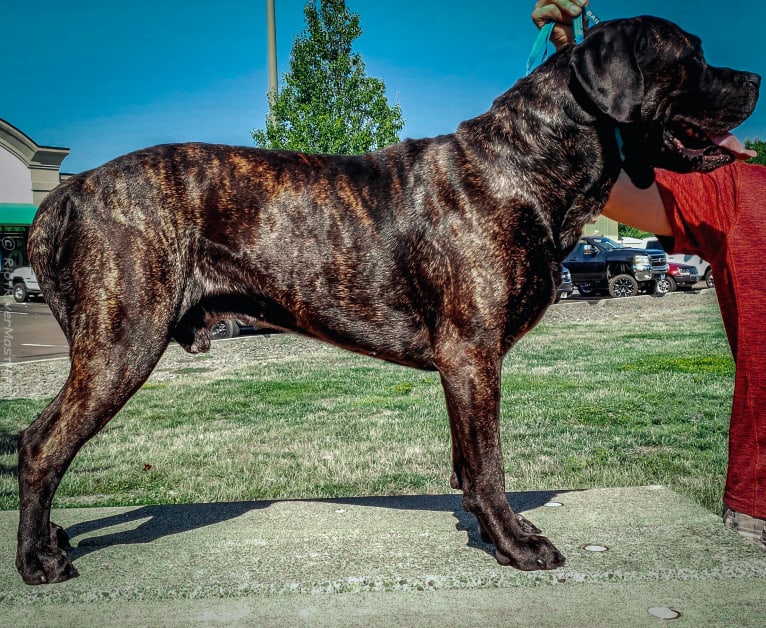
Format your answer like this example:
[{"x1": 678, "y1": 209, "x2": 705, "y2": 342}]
[
  {"x1": 564, "y1": 236, "x2": 668, "y2": 298},
  {"x1": 9, "y1": 266, "x2": 42, "y2": 302}
]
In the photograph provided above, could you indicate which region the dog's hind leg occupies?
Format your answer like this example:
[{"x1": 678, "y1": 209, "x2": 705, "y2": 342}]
[
  {"x1": 16, "y1": 319, "x2": 170, "y2": 585},
  {"x1": 436, "y1": 341, "x2": 566, "y2": 571}
]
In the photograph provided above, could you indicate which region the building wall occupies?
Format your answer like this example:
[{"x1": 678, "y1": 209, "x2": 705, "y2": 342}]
[
  {"x1": 0, "y1": 118, "x2": 70, "y2": 290},
  {"x1": 0, "y1": 147, "x2": 33, "y2": 203},
  {"x1": 584, "y1": 214, "x2": 619, "y2": 240}
]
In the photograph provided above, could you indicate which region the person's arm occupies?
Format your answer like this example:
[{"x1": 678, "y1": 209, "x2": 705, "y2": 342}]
[
  {"x1": 603, "y1": 172, "x2": 672, "y2": 236},
  {"x1": 531, "y1": 0, "x2": 589, "y2": 49}
]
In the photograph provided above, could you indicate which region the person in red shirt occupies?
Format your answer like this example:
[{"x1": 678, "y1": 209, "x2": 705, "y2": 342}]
[{"x1": 533, "y1": 0, "x2": 766, "y2": 549}]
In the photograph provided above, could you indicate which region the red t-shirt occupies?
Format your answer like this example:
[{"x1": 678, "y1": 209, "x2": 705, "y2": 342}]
[{"x1": 656, "y1": 163, "x2": 766, "y2": 517}]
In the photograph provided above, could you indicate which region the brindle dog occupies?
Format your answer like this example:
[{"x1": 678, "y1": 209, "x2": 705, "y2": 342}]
[{"x1": 17, "y1": 16, "x2": 759, "y2": 584}]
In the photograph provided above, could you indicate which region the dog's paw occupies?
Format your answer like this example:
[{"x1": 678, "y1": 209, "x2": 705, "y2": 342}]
[
  {"x1": 17, "y1": 548, "x2": 79, "y2": 586},
  {"x1": 478, "y1": 514, "x2": 540, "y2": 544},
  {"x1": 495, "y1": 534, "x2": 566, "y2": 571},
  {"x1": 514, "y1": 513, "x2": 542, "y2": 535}
]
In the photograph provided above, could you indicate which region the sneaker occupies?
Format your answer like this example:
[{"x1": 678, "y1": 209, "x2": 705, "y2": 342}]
[{"x1": 723, "y1": 503, "x2": 766, "y2": 550}]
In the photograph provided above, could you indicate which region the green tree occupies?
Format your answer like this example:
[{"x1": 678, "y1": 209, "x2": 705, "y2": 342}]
[
  {"x1": 253, "y1": 0, "x2": 404, "y2": 154},
  {"x1": 618, "y1": 223, "x2": 652, "y2": 239},
  {"x1": 745, "y1": 138, "x2": 766, "y2": 165}
]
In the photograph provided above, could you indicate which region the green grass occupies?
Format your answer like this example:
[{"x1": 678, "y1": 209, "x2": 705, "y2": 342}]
[{"x1": 0, "y1": 293, "x2": 733, "y2": 515}]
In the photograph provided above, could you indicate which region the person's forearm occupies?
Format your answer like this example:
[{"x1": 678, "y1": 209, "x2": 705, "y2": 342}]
[{"x1": 602, "y1": 171, "x2": 672, "y2": 236}]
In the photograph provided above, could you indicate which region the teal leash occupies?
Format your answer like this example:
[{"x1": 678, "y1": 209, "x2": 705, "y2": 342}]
[
  {"x1": 526, "y1": 22, "x2": 556, "y2": 76},
  {"x1": 525, "y1": 6, "x2": 625, "y2": 162},
  {"x1": 526, "y1": 5, "x2": 601, "y2": 75}
]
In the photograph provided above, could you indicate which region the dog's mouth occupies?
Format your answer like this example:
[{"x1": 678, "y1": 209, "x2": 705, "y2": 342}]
[{"x1": 664, "y1": 118, "x2": 756, "y2": 169}]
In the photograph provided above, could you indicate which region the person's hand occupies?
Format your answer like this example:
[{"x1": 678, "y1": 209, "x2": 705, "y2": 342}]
[{"x1": 531, "y1": 0, "x2": 588, "y2": 50}]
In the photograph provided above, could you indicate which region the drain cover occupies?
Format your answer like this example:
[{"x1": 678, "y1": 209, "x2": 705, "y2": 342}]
[{"x1": 648, "y1": 607, "x2": 681, "y2": 620}]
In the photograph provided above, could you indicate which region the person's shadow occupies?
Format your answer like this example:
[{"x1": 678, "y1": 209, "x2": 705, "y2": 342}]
[{"x1": 65, "y1": 490, "x2": 566, "y2": 562}]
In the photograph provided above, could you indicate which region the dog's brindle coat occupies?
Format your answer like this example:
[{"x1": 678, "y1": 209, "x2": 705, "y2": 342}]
[{"x1": 17, "y1": 17, "x2": 759, "y2": 583}]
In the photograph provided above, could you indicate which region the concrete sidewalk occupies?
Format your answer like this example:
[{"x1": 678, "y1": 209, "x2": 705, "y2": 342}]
[{"x1": 1, "y1": 486, "x2": 765, "y2": 626}]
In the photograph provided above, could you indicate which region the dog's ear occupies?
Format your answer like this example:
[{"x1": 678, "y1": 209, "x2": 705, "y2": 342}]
[
  {"x1": 569, "y1": 22, "x2": 645, "y2": 124},
  {"x1": 570, "y1": 22, "x2": 655, "y2": 188}
]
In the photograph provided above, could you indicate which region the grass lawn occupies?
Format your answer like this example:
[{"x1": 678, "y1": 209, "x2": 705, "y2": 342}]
[{"x1": 0, "y1": 290, "x2": 733, "y2": 514}]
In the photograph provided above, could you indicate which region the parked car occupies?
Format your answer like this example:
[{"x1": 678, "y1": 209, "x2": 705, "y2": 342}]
[
  {"x1": 210, "y1": 319, "x2": 243, "y2": 340},
  {"x1": 210, "y1": 319, "x2": 274, "y2": 340},
  {"x1": 564, "y1": 236, "x2": 668, "y2": 298},
  {"x1": 556, "y1": 265, "x2": 574, "y2": 302},
  {"x1": 9, "y1": 266, "x2": 41, "y2": 302},
  {"x1": 638, "y1": 238, "x2": 713, "y2": 288},
  {"x1": 655, "y1": 261, "x2": 700, "y2": 293}
]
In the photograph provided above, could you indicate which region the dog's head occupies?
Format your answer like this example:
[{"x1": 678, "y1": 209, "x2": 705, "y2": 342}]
[{"x1": 570, "y1": 16, "x2": 760, "y2": 188}]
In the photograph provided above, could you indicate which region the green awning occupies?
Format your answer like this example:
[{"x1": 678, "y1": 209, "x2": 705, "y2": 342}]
[{"x1": 0, "y1": 203, "x2": 38, "y2": 226}]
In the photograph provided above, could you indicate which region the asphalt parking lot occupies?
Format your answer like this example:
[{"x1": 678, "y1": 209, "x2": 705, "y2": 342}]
[{"x1": 1, "y1": 297, "x2": 68, "y2": 364}]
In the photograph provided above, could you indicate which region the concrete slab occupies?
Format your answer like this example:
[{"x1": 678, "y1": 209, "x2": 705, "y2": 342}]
[{"x1": 1, "y1": 486, "x2": 765, "y2": 626}]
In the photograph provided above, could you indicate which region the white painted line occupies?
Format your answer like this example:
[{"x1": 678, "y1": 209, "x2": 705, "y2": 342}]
[
  {"x1": 1, "y1": 356, "x2": 69, "y2": 366},
  {"x1": 21, "y1": 343, "x2": 68, "y2": 347}
]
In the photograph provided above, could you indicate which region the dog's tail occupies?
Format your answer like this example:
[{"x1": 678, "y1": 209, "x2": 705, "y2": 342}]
[{"x1": 27, "y1": 182, "x2": 78, "y2": 342}]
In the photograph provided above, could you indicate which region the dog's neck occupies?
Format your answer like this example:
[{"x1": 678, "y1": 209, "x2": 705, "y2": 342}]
[{"x1": 453, "y1": 55, "x2": 624, "y2": 256}]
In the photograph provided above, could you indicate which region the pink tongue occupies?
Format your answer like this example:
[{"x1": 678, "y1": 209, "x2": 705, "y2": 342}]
[{"x1": 710, "y1": 133, "x2": 757, "y2": 160}]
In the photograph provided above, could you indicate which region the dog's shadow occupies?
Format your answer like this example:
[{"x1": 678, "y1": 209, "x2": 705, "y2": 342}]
[
  {"x1": 327, "y1": 490, "x2": 565, "y2": 556},
  {"x1": 65, "y1": 501, "x2": 264, "y2": 560},
  {"x1": 65, "y1": 490, "x2": 564, "y2": 562}
]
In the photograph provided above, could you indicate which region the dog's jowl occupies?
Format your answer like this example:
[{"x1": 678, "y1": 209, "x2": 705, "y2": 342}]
[{"x1": 16, "y1": 16, "x2": 759, "y2": 584}]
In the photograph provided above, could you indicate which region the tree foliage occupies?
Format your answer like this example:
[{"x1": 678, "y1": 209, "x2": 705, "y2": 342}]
[
  {"x1": 253, "y1": 0, "x2": 404, "y2": 154},
  {"x1": 745, "y1": 138, "x2": 766, "y2": 166},
  {"x1": 618, "y1": 223, "x2": 652, "y2": 240}
]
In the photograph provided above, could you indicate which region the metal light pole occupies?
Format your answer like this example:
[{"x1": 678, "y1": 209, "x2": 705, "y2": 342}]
[{"x1": 266, "y1": 0, "x2": 278, "y2": 125}]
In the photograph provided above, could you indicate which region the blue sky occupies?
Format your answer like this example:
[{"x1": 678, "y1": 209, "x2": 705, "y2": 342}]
[{"x1": 2, "y1": 1, "x2": 763, "y2": 174}]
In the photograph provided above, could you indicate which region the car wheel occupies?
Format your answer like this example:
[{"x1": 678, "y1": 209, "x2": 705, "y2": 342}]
[
  {"x1": 211, "y1": 319, "x2": 240, "y2": 340},
  {"x1": 705, "y1": 269, "x2": 714, "y2": 289},
  {"x1": 13, "y1": 282, "x2": 28, "y2": 303},
  {"x1": 577, "y1": 284, "x2": 596, "y2": 296},
  {"x1": 654, "y1": 276, "x2": 673, "y2": 294},
  {"x1": 608, "y1": 274, "x2": 639, "y2": 298}
]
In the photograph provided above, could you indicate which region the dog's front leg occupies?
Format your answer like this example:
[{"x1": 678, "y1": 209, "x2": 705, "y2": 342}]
[{"x1": 437, "y1": 344, "x2": 565, "y2": 571}]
